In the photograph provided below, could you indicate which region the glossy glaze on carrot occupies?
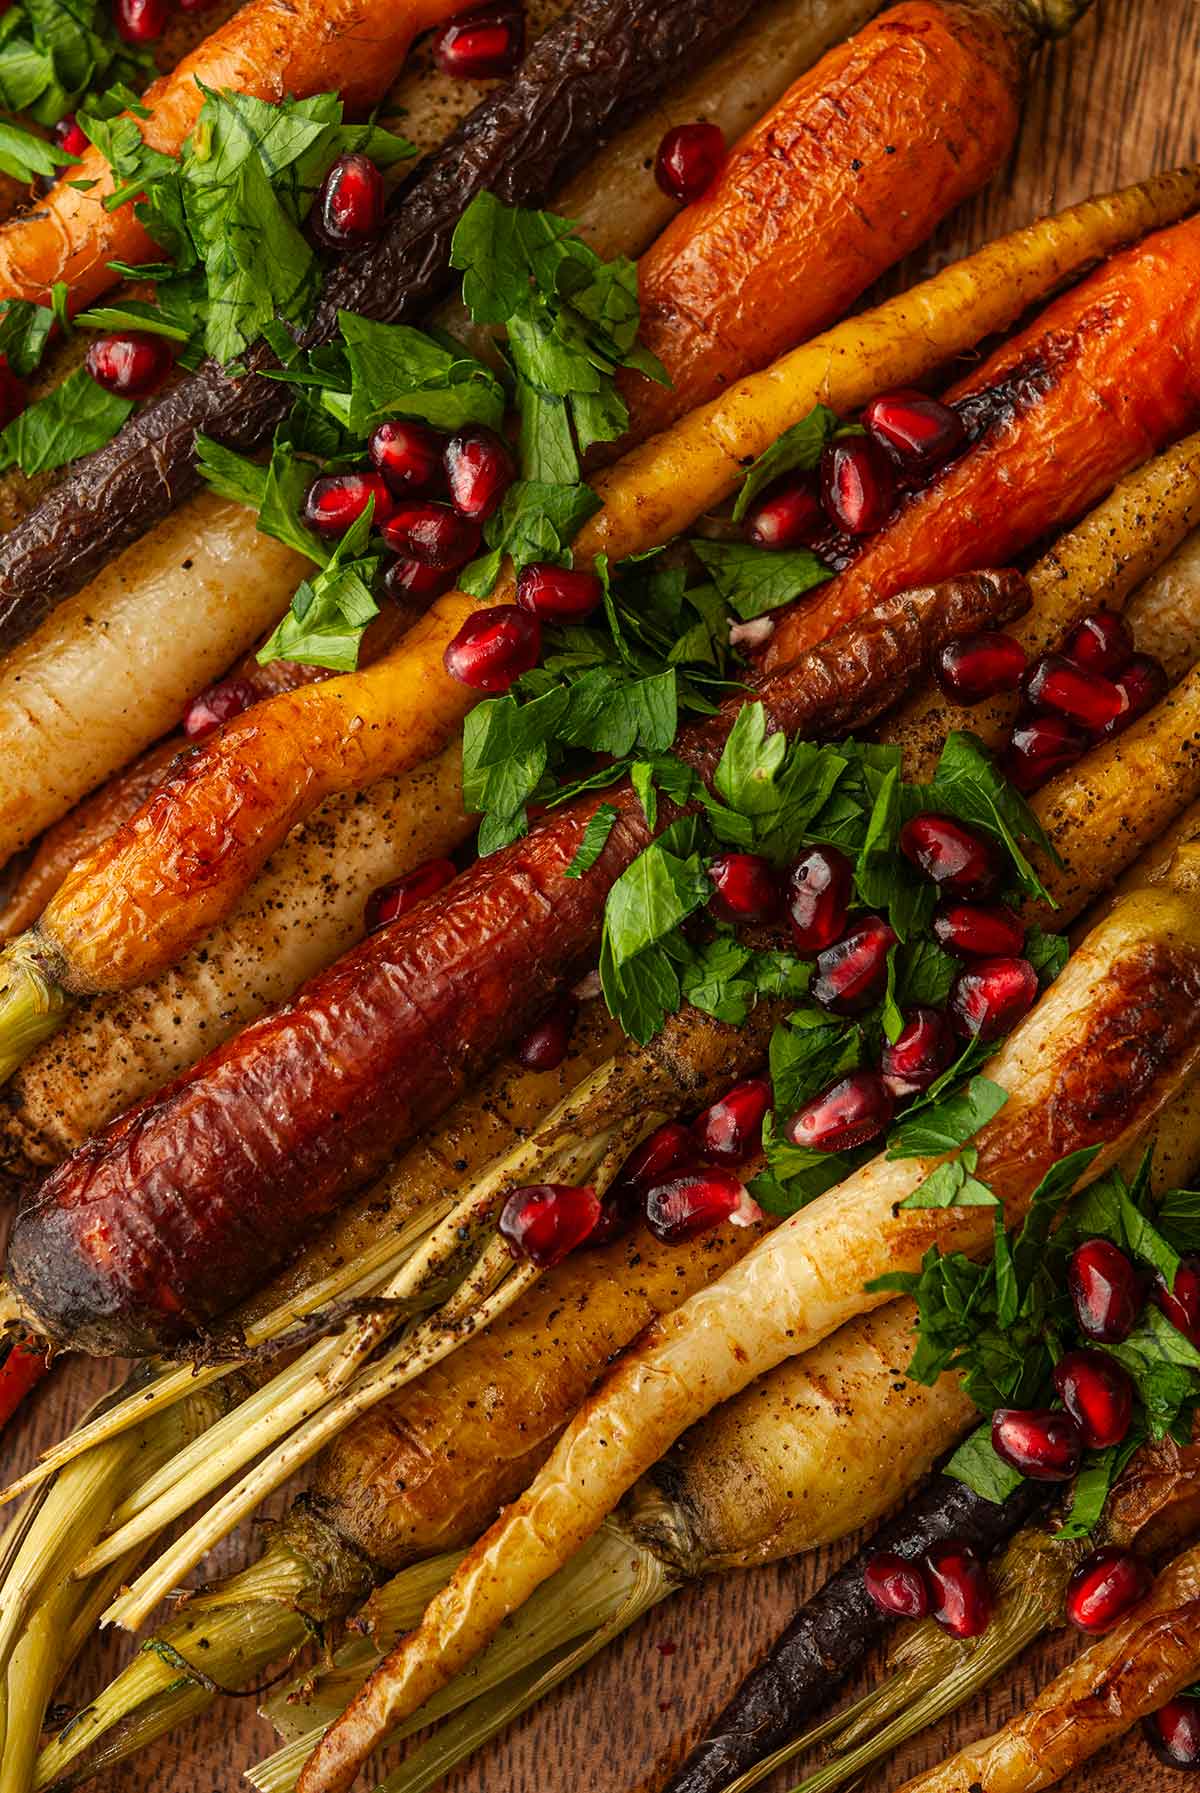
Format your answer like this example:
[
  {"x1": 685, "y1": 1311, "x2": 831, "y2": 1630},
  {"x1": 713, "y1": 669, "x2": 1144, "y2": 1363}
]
[
  {"x1": 7, "y1": 571, "x2": 1027, "y2": 1356},
  {"x1": 761, "y1": 211, "x2": 1200, "y2": 670}
]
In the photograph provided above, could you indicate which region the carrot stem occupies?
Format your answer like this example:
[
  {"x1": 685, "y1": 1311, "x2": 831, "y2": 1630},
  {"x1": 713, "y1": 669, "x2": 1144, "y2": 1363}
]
[{"x1": 0, "y1": 940, "x2": 71, "y2": 1088}]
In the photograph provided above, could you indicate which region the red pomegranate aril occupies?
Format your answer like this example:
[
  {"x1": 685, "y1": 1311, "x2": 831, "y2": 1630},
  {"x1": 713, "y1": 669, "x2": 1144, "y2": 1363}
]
[
  {"x1": 899, "y1": 813, "x2": 1001, "y2": 899},
  {"x1": 786, "y1": 845, "x2": 853, "y2": 953},
  {"x1": 445, "y1": 426, "x2": 514, "y2": 522},
  {"x1": 1023, "y1": 652, "x2": 1126, "y2": 733},
  {"x1": 312, "y1": 153, "x2": 385, "y2": 247},
  {"x1": 1062, "y1": 610, "x2": 1134, "y2": 679},
  {"x1": 706, "y1": 852, "x2": 780, "y2": 926},
  {"x1": 863, "y1": 389, "x2": 965, "y2": 475},
  {"x1": 949, "y1": 956, "x2": 1037, "y2": 1042},
  {"x1": 114, "y1": 0, "x2": 167, "y2": 42},
  {"x1": 432, "y1": 5, "x2": 525, "y2": 79},
  {"x1": 303, "y1": 471, "x2": 394, "y2": 540},
  {"x1": 744, "y1": 476, "x2": 824, "y2": 551},
  {"x1": 516, "y1": 561, "x2": 604, "y2": 622},
  {"x1": 364, "y1": 857, "x2": 457, "y2": 934},
  {"x1": 1145, "y1": 1699, "x2": 1200, "y2": 1771},
  {"x1": 1000, "y1": 714, "x2": 1087, "y2": 793},
  {"x1": 382, "y1": 556, "x2": 454, "y2": 602},
  {"x1": 820, "y1": 436, "x2": 895, "y2": 535},
  {"x1": 1068, "y1": 1238, "x2": 1143, "y2": 1343},
  {"x1": 811, "y1": 914, "x2": 897, "y2": 1014},
  {"x1": 863, "y1": 1551, "x2": 930, "y2": 1620},
  {"x1": 1153, "y1": 1255, "x2": 1200, "y2": 1349},
  {"x1": 1102, "y1": 653, "x2": 1168, "y2": 737},
  {"x1": 693, "y1": 1078, "x2": 772, "y2": 1168},
  {"x1": 0, "y1": 356, "x2": 25, "y2": 429},
  {"x1": 368, "y1": 419, "x2": 444, "y2": 495},
  {"x1": 587, "y1": 1183, "x2": 642, "y2": 1248},
  {"x1": 84, "y1": 330, "x2": 174, "y2": 400},
  {"x1": 933, "y1": 631, "x2": 1027, "y2": 704},
  {"x1": 644, "y1": 1167, "x2": 748, "y2": 1245},
  {"x1": 1052, "y1": 1350, "x2": 1135, "y2": 1450},
  {"x1": 443, "y1": 604, "x2": 540, "y2": 691},
  {"x1": 991, "y1": 1407, "x2": 1083, "y2": 1482},
  {"x1": 499, "y1": 1183, "x2": 600, "y2": 1268},
  {"x1": 618, "y1": 1122, "x2": 696, "y2": 1195},
  {"x1": 383, "y1": 501, "x2": 481, "y2": 568},
  {"x1": 880, "y1": 1006, "x2": 955, "y2": 1097},
  {"x1": 515, "y1": 998, "x2": 577, "y2": 1072},
  {"x1": 183, "y1": 676, "x2": 257, "y2": 740},
  {"x1": 654, "y1": 121, "x2": 725, "y2": 205},
  {"x1": 54, "y1": 114, "x2": 89, "y2": 158},
  {"x1": 1066, "y1": 1546, "x2": 1151, "y2": 1636},
  {"x1": 785, "y1": 1070, "x2": 894, "y2": 1153},
  {"x1": 926, "y1": 1542, "x2": 992, "y2": 1640},
  {"x1": 932, "y1": 900, "x2": 1025, "y2": 959}
]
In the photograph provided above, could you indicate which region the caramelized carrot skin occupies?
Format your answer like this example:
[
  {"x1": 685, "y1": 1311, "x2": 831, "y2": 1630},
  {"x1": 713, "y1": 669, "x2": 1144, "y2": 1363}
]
[
  {"x1": 0, "y1": 0, "x2": 469, "y2": 316},
  {"x1": 6, "y1": 571, "x2": 1025, "y2": 1357},
  {"x1": 621, "y1": 0, "x2": 1025, "y2": 441},
  {"x1": 762, "y1": 213, "x2": 1200, "y2": 669}
]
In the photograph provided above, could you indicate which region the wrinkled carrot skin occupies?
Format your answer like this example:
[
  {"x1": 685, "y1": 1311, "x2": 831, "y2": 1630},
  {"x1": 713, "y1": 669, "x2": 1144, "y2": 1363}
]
[
  {"x1": 7, "y1": 571, "x2": 1027, "y2": 1356},
  {"x1": 0, "y1": 0, "x2": 470, "y2": 316},
  {"x1": 762, "y1": 212, "x2": 1200, "y2": 670},
  {"x1": 621, "y1": 0, "x2": 1025, "y2": 441}
]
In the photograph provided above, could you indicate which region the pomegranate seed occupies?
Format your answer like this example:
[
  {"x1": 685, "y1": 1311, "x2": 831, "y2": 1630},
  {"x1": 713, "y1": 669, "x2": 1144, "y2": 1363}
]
[
  {"x1": 369, "y1": 419, "x2": 444, "y2": 495},
  {"x1": 1023, "y1": 653, "x2": 1126, "y2": 733},
  {"x1": 744, "y1": 476, "x2": 824, "y2": 550},
  {"x1": 933, "y1": 632, "x2": 1027, "y2": 704},
  {"x1": 1062, "y1": 610, "x2": 1134, "y2": 679},
  {"x1": 1068, "y1": 1238, "x2": 1143, "y2": 1343},
  {"x1": 707, "y1": 852, "x2": 780, "y2": 926},
  {"x1": 516, "y1": 562, "x2": 604, "y2": 622},
  {"x1": 1100, "y1": 653, "x2": 1168, "y2": 738},
  {"x1": 0, "y1": 356, "x2": 26, "y2": 428},
  {"x1": 786, "y1": 846, "x2": 853, "y2": 954},
  {"x1": 899, "y1": 814, "x2": 1001, "y2": 900},
  {"x1": 84, "y1": 331, "x2": 174, "y2": 400},
  {"x1": 1052, "y1": 1350, "x2": 1135, "y2": 1450},
  {"x1": 812, "y1": 914, "x2": 897, "y2": 1013},
  {"x1": 183, "y1": 676, "x2": 257, "y2": 739},
  {"x1": 445, "y1": 426, "x2": 514, "y2": 522},
  {"x1": 384, "y1": 501, "x2": 481, "y2": 568},
  {"x1": 302, "y1": 471, "x2": 393, "y2": 540},
  {"x1": 1065, "y1": 1546, "x2": 1151, "y2": 1636},
  {"x1": 644, "y1": 1166, "x2": 749, "y2": 1244},
  {"x1": 1000, "y1": 714, "x2": 1087, "y2": 793},
  {"x1": 364, "y1": 857, "x2": 457, "y2": 933},
  {"x1": 925, "y1": 1542, "x2": 992, "y2": 1640},
  {"x1": 432, "y1": 4, "x2": 525, "y2": 79},
  {"x1": 443, "y1": 604, "x2": 540, "y2": 691},
  {"x1": 54, "y1": 114, "x2": 89, "y2": 158},
  {"x1": 785, "y1": 1070, "x2": 894, "y2": 1153},
  {"x1": 991, "y1": 1407, "x2": 1083, "y2": 1482},
  {"x1": 312, "y1": 153, "x2": 385, "y2": 247},
  {"x1": 949, "y1": 956, "x2": 1038, "y2": 1041},
  {"x1": 382, "y1": 556, "x2": 455, "y2": 601},
  {"x1": 1153, "y1": 1256, "x2": 1200, "y2": 1349},
  {"x1": 820, "y1": 437, "x2": 895, "y2": 535},
  {"x1": 863, "y1": 389, "x2": 965, "y2": 475},
  {"x1": 932, "y1": 900, "x2": 1025, "y2": 959},
  {"x1": 654, "y1": 121, "x2": 725, "y2": 205},
  {"x1": 1145, "y1": 1698, "x2": 1200, "y2": 1770},
  {"x1": 587, "y1": 1182, "x2": 643, "y2": 1247},
  {"x1": 499, "y1": 1183, "x2": 600, "y2": 1268},
  {"x1": 880, "y1": 1007, "x2": 956, "y2": 1098},
  {"x1": 863, "y1": 1551, "x2": 930, "y2": 1620},
  {"x1": 515, "y1": 998, "x2": 576, "y2": 1072},
  {"x1": 693, "y1": 1078, "x2": 771, "y2": 1167},
  {"x1": 618, "y1": 1122, "x2": 697, "y2": 1195},
  {"x1": 113, "y1": 0, "x2": 167, "y2": 42}
]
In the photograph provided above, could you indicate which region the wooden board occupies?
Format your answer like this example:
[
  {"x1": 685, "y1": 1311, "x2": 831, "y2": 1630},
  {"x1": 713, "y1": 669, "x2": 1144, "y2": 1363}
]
[{"x1": 6, "y1": 1, "x2": 1200, "y2": 1790}]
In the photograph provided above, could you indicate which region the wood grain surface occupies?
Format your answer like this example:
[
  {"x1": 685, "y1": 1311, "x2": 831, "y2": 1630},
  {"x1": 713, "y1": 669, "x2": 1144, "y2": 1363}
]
[{"x1": 5, "y1": 1, "x2": 1200, "y2": 1791}]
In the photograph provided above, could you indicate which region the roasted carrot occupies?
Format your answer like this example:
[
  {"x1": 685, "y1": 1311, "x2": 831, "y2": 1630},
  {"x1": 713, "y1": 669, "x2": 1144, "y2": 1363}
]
[
  {"x1": 297, "y1": 865, "x2": 1200, "y2": 1793},
  {"x1": 762, "y1": 210, "x2": 1200, "y2": 670},
  {"x1": 618, "y1": 0, "x2": 1080, "y2": 443},
  {"x1": 0, "y1": 0, "x2": 473, "y2": 319},
  {"x1": 4, "y1": 570, "x2": 1027, "y2": 1358},
  {"x1": 0, "y1": 1327, "x2": 49, "y2": 1429}
]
